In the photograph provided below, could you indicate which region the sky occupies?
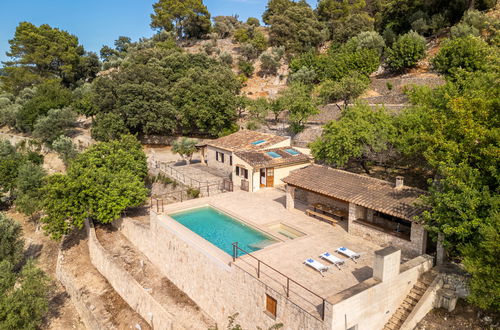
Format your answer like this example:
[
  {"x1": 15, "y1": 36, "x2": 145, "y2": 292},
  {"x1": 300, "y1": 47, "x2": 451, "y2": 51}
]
[{"x1": 0, "y1": 0, "x2": 316, "y2": 64}]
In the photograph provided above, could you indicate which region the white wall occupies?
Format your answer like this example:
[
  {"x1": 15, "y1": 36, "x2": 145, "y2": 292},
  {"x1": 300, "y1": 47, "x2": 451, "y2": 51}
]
[{"x1": 206, "y1": 146, "x2": 233, "y2": 175}]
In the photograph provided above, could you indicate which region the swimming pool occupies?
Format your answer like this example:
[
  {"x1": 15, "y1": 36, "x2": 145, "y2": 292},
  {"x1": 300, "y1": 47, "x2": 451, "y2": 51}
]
[{"x1": 169, "y1": 206, "x2": 277, "y2": 255}]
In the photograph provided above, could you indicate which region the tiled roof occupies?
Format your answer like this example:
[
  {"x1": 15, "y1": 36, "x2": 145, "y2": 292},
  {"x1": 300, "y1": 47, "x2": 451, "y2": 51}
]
[
  {"x1": 234, "y1": 147, "x2": 311, "y2": 169},
  {"x1": 206, "y1": 130, "x2": 289, "y2": 151},
  {"x1": 283, "y1": 165, "x2": 426, "y2": 221}
]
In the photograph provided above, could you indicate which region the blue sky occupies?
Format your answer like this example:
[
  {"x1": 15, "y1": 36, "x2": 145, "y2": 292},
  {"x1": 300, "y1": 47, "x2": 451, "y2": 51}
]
[{"x1": 0, "y1": 0, "x2": 316, "y2": 64}]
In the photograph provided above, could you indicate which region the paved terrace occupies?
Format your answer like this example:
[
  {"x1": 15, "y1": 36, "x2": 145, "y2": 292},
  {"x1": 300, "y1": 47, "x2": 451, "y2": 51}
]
[{"x1": 159, "y1": 189, "x2": 382, "y2": 318}]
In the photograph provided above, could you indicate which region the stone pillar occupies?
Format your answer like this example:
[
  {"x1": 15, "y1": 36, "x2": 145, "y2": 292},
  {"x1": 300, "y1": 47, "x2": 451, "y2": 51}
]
[
  {"x1": 285, "y1": 185, "x2": 295, "y2": 210},
  {"x1": 436, "y1": 233, "x2": 445, "y2": 265},
  {"x1": 373, "y1": 246, "x2": 401, "y2": 282},
  {"x1": 347, "y1": 202, "x2": 356, "y2": 233},
  {"x1": 366, "y1": 209, "x2": 374, "y2": 222},
  {"x1": 410, "y1": 222, "x2": 426, "y2": 255}
]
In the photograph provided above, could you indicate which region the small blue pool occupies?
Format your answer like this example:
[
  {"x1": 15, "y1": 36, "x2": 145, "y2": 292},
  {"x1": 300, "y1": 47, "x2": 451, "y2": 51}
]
[{"x1": 169, "y1": 206, "x2": 276, "y2": 255}]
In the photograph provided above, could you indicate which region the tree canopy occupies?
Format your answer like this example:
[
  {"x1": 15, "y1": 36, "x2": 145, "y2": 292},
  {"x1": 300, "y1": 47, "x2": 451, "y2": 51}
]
[
  {"x1": 150, "y1": 0, "x2": 211, "y2": 39},
  {"x1": 40, "y1": 135, "x2": 148, "y2": 239},
  {"x1": 1, "y1": 22, "x2": 98, "y2": 93}
]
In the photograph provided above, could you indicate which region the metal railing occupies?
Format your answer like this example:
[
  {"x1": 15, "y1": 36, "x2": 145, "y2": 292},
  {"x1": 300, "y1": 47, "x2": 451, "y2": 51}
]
[
  {"x1": 231, "y1": 242, "x2": 326, "y2": 321},
  {"x1": 156, "y1": 161, "x2": 227, "y2": 189}
]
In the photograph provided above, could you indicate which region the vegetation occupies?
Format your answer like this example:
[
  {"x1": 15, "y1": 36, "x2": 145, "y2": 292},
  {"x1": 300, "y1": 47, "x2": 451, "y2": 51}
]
[
  {"x1": 171, "y1": 137, "x2": 198, "y2": 164},
  {"x1": 0, "y1": 213, "x2": 50, "y2": 330},
  {"x1": 40, "y1": 135, "x2": 148, "y2": 239},
  {"x1": 385, "y1": 31, "x2": 426, "y2": 71}
]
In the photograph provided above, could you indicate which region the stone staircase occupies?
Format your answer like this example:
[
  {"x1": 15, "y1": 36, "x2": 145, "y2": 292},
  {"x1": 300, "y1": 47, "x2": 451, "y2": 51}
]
[{"x1": 383, "y1": 273, "x2": 435, "y2": 330}]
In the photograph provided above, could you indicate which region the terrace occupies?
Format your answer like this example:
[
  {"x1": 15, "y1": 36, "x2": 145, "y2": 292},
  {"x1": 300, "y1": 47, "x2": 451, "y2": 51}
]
[{"x1": 158, "y1": 189, "x2": 382, "y2": 319}]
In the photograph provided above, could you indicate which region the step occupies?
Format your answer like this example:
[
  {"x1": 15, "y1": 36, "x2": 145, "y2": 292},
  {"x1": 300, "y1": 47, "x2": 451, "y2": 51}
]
[
  {"x1": 409, "y1": 291, "x2": 423, "y2": 300},
  {"x1": 388, "y1": 318, "x2": 403, "y2": 327},
  {"x1": 414, "y1": 281, "x2": 428, "y2": 290},
  {"x1": 406, "y1": 295, "x2": 420, "y2": 304},
  {"x1": 394, "y1": 309, "x2": 410, "y2": 319},
  {"x1": 401, "y1": 301, "x2": 416, "y2": 311},
  {"x1": 411, "y1": 286, "x2": 425, "y2": 295}
]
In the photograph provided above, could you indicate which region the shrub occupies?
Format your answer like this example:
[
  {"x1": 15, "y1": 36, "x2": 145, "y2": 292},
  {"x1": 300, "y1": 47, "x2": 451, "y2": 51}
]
[
  {"x1": 431, "y1": 36, "x2": 490, "y2": 76},
  {"x1": 219, "y1": 52, "x2": 233, "y2": 66},
  {"x1": 260, "y1": 53, "x2": 280, "y2": 76},
  {"x1": 187, "y1": 188, "x2": 200, "y2": 198},
  {"x1": 385, "y1": 31, "x2": 426, "y2": 71},
  {"x1": 238, "y1": 60, "x2": 254, "y2": 77},
  {"x1": 32, "y1": 107, "x2": 77, "y2": 145},
  {"x1": 52, "y1": 135, "x2": 78, "y2": 165},
  {"x1": 91, "y1": 112, "x2": 130, "y2": 142},
  {"x1": 450, "y1": 23, "x2": 480, "y2": 39},
  {"x1": 240, "y1": 43, "x2": 260, "y2": 61},
  {"x1": 346, "y1": 31, "x2": 386, "y2": 55},
  {"x1": 246, "y1": 17, "x2": 260, "y2": 27}
]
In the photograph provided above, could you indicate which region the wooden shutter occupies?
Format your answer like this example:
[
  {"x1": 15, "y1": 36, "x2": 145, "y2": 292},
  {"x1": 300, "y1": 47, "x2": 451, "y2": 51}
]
[{"x1": 266, "y1": 294, "x2": 277, "y2": 317}]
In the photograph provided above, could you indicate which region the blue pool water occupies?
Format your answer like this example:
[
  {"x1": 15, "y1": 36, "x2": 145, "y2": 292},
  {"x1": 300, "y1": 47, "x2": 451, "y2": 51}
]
[{"x1": 169, "y1": 206, "x2": 276, "y2": 255}]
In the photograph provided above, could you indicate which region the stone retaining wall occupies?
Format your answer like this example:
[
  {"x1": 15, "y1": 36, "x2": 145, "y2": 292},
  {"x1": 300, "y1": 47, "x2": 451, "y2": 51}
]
[
  {"x1": 85, "y1": 220, "x2": 175, "y2": 330},
  {"x1": 114, "y1": 213, "x2": 329, "y2": 330},
  {"x1": 55, "y1": 248, "x2": 103, "y2": 330}
]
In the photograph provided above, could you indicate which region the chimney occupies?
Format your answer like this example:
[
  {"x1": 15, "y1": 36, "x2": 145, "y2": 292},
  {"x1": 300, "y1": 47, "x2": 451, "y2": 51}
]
[{"x1": 395, "y1": 176, "x2": 404, "y2": 189}]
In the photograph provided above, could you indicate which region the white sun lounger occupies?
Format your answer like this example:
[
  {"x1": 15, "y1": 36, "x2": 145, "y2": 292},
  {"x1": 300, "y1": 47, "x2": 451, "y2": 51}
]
[
  {"x1": 304, "y1": 258, "x2": 329, "y2": 276},
  {"x1": 335, "y1": 247, "x2": 360, "y2": 263},
  {"x1": 319, "y1": 252, "x2": 345, "y2": 269}
]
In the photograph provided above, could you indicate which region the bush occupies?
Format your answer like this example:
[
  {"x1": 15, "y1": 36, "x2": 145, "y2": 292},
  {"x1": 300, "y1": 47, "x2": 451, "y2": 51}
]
[
  {"x1": 260, "y1": 53, "x2": 280, "y2": 76},
  {"x1": 450, "y1": 23, "x2": 480, "y2": 39},
  {"x1": 187, "y1": 188, "x2": 200, "y2": 198},
  {"x1": 91, "y1": 112, "x2": 130, "y2": 142},
  {"x1": 219, "y1": 52, "x2": 233, "y2": 66},
  {"x1": 32, "y1": 107, "x2": 77, "y2": 145},
  {"x1": 52, "y1": 135, "x2": 78, "y2": 165},
  {"x1": 288, "y1": 66, "x2": 317, "y2": 85},
  {"x1": 385, "y1": 31, "x2": 426, "y2": 71},
  {"x1": 431, "y1": 36, "x2": 490, "y2": 76},
  {"x1": 246, "y1": 17, "x2": 260, "y2": 27},
  {"x1": 346, "y1": 31, "x2": 386, "y2": 55},
  {"x1": 240, "y1": 43, "x2": 261, "y2": 61},
  {"x1": 238, "y1": 60, "x2": 254, "y2": 77}
]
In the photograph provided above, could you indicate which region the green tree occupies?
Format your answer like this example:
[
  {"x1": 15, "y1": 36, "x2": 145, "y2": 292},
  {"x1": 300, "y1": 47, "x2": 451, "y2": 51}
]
[
  {"x1": 318, "y1": 72, "x2": 370, "y2": 109},
  {"x1": 0, "y1": 259, "x2": 50, "y2": 330},
  {"x1": 213, "y1": 16, "x2": 241, "y2": 38},
  {"x1": 316, "y1": 0, "x2": 366, "y2": 22},
  {"x1": 260, "y1": 53, "x2": 280, "y2": 76},
  {"x1": 14, "y1": 163, "x2": 46, "y2": 216},
  {"x1": 1, "y1": 22, "x2": 89, "y2": 93},
  {"x1": 346, "y1": 31, "x2": 386, "y2": 55},
  {"x1": 385, "y1": 31, "x2": 426, "y2": 71},
  {"x1": 311, "y1": 103, "x2": 396, "y2": 173},
  {"x1": 238, "y1": 60, "x2": 255, "y2": 77},
  {"x1": 32, "y1": 107, "x2": 77, "y2": 145},
  {"x1": 40, "y1": 135, "x2": 148, "y2": 239},
  {"x1": 90, "y1": 112, "x2": 130, "y2": 142},
  {"x1": 172, "y1": 137, "x2": 198, "y2": 164},
  {"x1": 246, "y1": 17, "x2": 260, "y2": 27},
  {"x1": 330, "y1": 13, "x2": 374, "y2": 43},
  {"x1": 269, "y1": 2, "x2": 324, "y2": 54},
  {"x1": 0, "y1": 213, "x2": 24, "y2": 265},
  {"x1": 15, "y1": 79, "x2": 73, "y2": 132},
  {"x1": 282, "y1": 83, "x2": 319, "y2": 133},
  {"x1": 51, "y1": 135, "x2": 79, "y2": 165},
  {"x1": 262, "y1": 0, "x2": 294, "y2": 25},
  {"x1": 150, "y1": 0, "x2": 211, "y2": 39},
  {"x1": 0, "y1": 141, "x2": 22, "y2": 195},
  {"x1": 431, "y1": 35, "x2": 491, "y2": 76}
]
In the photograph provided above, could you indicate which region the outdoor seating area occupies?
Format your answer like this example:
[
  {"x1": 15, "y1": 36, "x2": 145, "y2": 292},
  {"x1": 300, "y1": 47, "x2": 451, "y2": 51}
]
[{"x1": 305, "y1": 203, "x2": 348, "y2": 225}]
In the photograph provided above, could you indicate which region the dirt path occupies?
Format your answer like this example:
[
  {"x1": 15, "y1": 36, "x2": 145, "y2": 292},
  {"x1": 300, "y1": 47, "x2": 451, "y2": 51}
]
[{"x1": 6, "y1": 210, "x2": 85, "y2": 330}]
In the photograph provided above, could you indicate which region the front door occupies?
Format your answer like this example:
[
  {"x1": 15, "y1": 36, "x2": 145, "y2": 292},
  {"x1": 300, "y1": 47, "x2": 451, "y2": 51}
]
[
  {"x1": 266, "y1": 168, "x2": 274, "y2": 187},
  {"x1": 260, "y1": 168, "x2": 266, "y2": 188}
]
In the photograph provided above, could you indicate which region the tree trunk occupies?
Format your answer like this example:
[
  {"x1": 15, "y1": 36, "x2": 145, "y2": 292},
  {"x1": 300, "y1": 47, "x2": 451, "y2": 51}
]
[{"x1": 360, "y1": 160, "x2": 371, "y2": 174}]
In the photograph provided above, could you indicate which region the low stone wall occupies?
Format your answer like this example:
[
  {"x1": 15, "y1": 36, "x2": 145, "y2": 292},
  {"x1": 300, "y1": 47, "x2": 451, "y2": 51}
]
[
  {"x1": 85, "y1": 220, "x2": 175, "y2": 330},
  {"x1": 400, "y1": 275, "x2": 443, "y2": 330},
  {"x1": 114, "y1": 213, "x2": 329, "y2": 330},
  {"x1": 328, "y1": 254, "x2": 434, "y2": 330},
  {"x1": 55, "y1": 248, "x2": 102, "y2": 330}
]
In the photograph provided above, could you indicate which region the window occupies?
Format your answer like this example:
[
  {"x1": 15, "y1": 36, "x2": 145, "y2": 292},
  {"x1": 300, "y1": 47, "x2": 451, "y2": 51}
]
[
  {"x1": 265, "y1": 294, "x2": 277, "y2": 318},
  {"x1": 251, "y1": 139, "x2": 266, "y2": 145},
  {"x1": 285, "y1": 148, "x2": 299, "y2": 156},
  {"x1": 267, "y1": 168, "x2": 274, "y2": 176},
  {"x1": 230, "y1": 155, "x2": 233, "y2": 166},
  {"x1": 236, "y1": 166, "x2": 249, "y2": 180},
  {"x1": 216, "y1": 151, "x2": 225, "y2": 163},
  {"x1": 266, "y1": 151, "x2": 281, "y2": 159}
]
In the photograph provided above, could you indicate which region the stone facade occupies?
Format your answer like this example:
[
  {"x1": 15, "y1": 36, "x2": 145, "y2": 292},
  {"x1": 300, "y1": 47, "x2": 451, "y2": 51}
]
[
  {"x1": 291, "y1": 187, "x2": 426, "y2": 258},
  {"x1": 206, "y1": 146, "x2": 234, "y2": 175},
  {"x1": 328, "y1": 254, "x2": 434, "y2": 330},
  {"x1": 114, "y1": 213, "x2": 328, "y2": 330}
]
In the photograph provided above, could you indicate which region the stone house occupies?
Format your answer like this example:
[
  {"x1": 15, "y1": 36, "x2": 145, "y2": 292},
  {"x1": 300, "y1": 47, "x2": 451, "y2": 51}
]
[
  {"x1": 201, "y1": 130, "x2": 312, "y2": 192},
  {"x1": 283, "y1": 165, "x2": 430, "y2": 257}
]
